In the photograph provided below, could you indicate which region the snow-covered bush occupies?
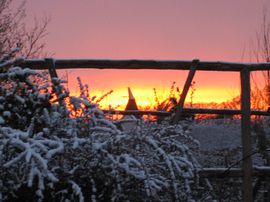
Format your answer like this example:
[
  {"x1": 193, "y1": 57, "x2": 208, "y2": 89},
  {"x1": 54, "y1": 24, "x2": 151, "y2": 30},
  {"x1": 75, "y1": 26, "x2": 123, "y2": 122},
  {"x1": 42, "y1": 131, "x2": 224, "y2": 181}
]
[
  {"x1": 0, "y1": 67, "x2": 49, "y2": 129},
  {"x1": 0, "y1": 62, "x2": 200, "y2": 201},
  {"x1": 57, "y1": 122, "x2": 200, "y2": 202}
]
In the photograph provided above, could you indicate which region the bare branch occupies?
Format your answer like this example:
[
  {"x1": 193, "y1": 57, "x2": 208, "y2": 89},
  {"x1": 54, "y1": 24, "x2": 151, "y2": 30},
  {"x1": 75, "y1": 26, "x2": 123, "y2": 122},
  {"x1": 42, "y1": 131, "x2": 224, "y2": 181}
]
[
  {"x1": 0, "y1": 0, "x2": 49, "y2": 59},
  {"x1": 250, "y1": 8, "x2": 270, "y2": 106}
]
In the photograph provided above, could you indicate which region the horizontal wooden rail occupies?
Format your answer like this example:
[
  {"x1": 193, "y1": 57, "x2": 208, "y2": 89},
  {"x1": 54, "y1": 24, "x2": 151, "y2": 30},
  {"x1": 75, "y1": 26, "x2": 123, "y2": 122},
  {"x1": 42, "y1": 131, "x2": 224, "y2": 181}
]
[
  {"x1": 103, "y1": 108, "x2": 270, "y2": 116},
  {"x1": 17, "y1": 58, "x2": 270, "y2": 71},
  {"x1": 199, "y1": 167, "x2": 270, "y2": 178}
]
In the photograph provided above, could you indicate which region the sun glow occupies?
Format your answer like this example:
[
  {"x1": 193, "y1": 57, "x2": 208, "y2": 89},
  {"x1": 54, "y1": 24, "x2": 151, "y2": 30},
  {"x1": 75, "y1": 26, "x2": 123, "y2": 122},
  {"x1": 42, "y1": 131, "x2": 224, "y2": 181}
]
[
  {"x1": 59, "y1": 68, "x2": 242, "y2": 111},
  {"x1": 69, "y1": 86, "x2": 239, "y2": 110}
]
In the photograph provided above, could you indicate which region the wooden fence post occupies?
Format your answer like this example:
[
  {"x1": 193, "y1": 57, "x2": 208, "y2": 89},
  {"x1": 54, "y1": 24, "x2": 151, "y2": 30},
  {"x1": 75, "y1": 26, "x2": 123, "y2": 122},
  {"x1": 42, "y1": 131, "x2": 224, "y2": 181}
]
[
  {"x1": 172, "y1": 59, "x2": 198, "y2": 124},
  {"x1": 45, "y1": 58, "x2": 58, "y2": 79},
  {"x1": 240, "y1": 67, "x2": 253, "y2": 202},
  {"x1": 44, "y1": 58, "x2": 65, "y2": 105}
]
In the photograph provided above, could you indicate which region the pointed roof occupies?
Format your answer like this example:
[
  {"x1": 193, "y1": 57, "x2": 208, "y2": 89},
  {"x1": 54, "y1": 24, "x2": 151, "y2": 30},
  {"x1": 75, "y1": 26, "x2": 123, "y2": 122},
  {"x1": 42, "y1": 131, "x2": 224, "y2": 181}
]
[
  {"x1": 125, "y1": 87, "x2": 139, "y2": 111},
  {"x1": 128, "y1": 87, "x2": 135, "y2": 100}
]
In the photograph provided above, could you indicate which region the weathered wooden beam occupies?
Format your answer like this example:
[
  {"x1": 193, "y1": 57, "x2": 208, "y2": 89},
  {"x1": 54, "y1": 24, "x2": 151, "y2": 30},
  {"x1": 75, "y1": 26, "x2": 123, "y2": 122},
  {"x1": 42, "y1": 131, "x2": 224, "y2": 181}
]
[
  {"x1": 17, "y1": 58, "x2": 270, "y2": 72},
  {"x1": 248, "y1": 63, "x2": 270, "y2": 71},
  {"x1": 240, "y1": 68, "x2": 253, "y2": 202},
  {"x1": 172, "y1": 60, "x2": 198, "y2": 123},
  {"x1": 198, "y1": 167, "x2": 270, "y2": 178},
  {"x1": 102, "y1": 108, "x2": 270, "y2": 116}
]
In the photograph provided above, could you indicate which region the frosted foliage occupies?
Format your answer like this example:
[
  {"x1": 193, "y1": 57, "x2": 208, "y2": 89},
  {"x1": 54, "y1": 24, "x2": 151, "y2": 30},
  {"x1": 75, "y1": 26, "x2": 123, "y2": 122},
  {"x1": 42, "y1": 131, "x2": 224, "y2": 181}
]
[
  {"x1": 0, "y1": 127, "x2": 62, "y2": 200},
  {"x1": 0, "y1": 61, "x2": 199, "y2": 201},
  {"x1": 0, "y1": 66, "x2": 51, "y2": 130}
]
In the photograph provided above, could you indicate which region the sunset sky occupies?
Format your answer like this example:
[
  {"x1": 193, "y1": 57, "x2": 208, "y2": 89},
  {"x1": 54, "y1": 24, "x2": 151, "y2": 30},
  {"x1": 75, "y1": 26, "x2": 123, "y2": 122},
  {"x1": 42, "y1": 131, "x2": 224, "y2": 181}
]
[{"x1": 22, "y1": 0, "x2": 270, "y2": 109}]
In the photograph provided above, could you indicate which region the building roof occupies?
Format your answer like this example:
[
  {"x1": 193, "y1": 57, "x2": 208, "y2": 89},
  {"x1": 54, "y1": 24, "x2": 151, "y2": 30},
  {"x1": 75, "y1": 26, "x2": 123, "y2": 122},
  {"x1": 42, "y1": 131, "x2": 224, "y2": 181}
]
[{"x1": 125, "y1": 87, "x2": 139, "y2": 111}]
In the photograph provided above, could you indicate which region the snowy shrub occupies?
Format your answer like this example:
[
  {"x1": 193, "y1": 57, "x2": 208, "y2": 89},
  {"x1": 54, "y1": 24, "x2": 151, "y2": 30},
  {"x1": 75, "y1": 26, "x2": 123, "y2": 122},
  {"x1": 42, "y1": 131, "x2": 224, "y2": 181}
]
[
  {"x1": 0, "y1": 66, "x2": 51, "y2": 130},
  {"x1": 55, "y1": 122, "x2": 200, "y2": 202},
  {"x1": 0, "y1": 61, "x2": 200, "y2": 201}
]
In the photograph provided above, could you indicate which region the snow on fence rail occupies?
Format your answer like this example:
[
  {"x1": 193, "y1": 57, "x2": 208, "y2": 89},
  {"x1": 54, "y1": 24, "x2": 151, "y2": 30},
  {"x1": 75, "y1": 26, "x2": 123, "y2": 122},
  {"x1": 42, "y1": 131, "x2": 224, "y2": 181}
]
[{"x1": 17, "y1": 58, "x2": 270, "y2": 202}]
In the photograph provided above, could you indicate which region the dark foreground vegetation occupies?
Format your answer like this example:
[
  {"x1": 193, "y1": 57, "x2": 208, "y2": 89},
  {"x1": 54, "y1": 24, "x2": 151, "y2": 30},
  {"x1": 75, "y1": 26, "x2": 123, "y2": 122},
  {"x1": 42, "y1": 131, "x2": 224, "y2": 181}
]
[
  {"x1": 1, "y1": 60, "x2": 270, "y2": 202},
  {"x1": 0, "y1": 59, "x2": 209, "y2": 201}
]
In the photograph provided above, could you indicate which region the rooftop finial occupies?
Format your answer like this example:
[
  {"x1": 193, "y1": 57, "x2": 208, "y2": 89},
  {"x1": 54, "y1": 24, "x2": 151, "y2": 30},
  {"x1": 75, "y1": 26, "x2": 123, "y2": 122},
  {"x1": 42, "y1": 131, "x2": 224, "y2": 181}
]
[{"x1": 128, "y1": 87, "x2": 135, "y2": 100}]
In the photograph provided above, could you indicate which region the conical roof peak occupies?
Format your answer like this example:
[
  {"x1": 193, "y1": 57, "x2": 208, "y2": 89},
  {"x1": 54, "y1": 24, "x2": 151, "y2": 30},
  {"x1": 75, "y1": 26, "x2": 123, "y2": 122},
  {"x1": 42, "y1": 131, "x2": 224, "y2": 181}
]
[
  {"x1": 128, "y1": 87, "x2": 135, "y2": 100},
  {"x1": 125, "y1": 87, "x2": 138, "y2": 111}
]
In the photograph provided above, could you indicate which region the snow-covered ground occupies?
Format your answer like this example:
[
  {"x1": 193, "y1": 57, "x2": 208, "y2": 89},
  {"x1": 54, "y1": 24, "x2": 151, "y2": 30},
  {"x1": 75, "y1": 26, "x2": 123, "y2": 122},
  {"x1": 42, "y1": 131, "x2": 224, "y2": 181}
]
[
  {"x1": 190, "y1": 120, "x2": 241, "y2": 151},
  {"x1": 189, "y1": 119, "x2": 268, "y2": 168}
]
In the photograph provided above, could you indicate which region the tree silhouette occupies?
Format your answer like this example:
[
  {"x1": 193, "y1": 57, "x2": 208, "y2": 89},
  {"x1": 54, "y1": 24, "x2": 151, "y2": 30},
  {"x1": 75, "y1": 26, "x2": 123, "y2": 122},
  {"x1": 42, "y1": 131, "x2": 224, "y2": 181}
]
[{"x1": 0, "y1": 0, "x2": 49, "y2": 58}]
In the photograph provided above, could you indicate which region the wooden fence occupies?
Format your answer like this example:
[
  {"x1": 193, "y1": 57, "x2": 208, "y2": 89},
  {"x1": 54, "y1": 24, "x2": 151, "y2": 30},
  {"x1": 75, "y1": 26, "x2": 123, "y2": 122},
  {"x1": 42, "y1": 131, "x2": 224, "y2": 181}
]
[{"x1": 18, "y1": 58, "x2": 270, "y2": 202}]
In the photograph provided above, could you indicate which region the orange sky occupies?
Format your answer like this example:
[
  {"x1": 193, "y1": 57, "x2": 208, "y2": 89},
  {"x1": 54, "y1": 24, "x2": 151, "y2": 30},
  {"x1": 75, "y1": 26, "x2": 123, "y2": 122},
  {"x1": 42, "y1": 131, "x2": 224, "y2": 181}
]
[
  {"x1": 20, "y1": 0, "x2": 270, "y2": 108},
  {"x1": 62, "y1": 69, "x2": 240, "y2": 109}
]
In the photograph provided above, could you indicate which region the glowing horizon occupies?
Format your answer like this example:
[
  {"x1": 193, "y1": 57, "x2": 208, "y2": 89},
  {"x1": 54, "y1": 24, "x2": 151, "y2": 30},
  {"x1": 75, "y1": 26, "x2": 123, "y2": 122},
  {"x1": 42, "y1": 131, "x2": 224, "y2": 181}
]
[
  {"x1": 69, "y1": 85, "x2": 240, "y2": 110},
  {"x1": 59, "y1": 68, "x2": 241, "y2": 110}
]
